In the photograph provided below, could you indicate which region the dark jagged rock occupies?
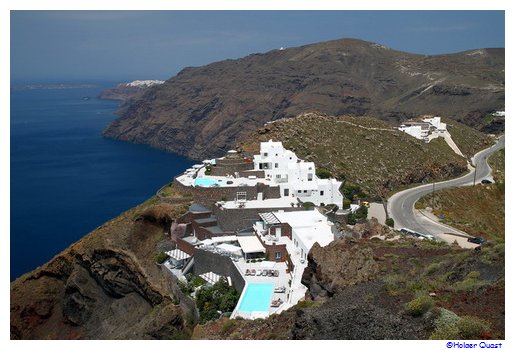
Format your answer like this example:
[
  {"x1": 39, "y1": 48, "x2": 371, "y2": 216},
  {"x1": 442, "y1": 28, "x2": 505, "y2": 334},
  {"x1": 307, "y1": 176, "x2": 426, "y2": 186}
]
[{"x1": 10, "y1": 199, "x2": 192, "y2": 339}]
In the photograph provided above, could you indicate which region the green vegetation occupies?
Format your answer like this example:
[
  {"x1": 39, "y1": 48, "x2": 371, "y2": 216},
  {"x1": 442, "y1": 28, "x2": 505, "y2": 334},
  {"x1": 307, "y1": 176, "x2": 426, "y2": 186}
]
[
  {"x1": 385, "y1": 218, "x2": 394, "y2": 227},
  {"x1": 342, "y1": 182, "x2": 366, "y2": 200},
  {"x1": 347, "y1": 205, "x2": 368, "y2": 225},
  {"x1": 302, "y1": 201, "x2": 315, "y2": 210},
  {"x1": 196, "y1": 278, "x2": 240, "y2": 324},
  {"x1": 430, "y1": 311, "x2": 491, "y2": 340},
  {"x1": 316, "y1": 168, "x2": 333, "y2": 179},
  {"x1": 454, "y1": 271, "x2": 486, "y2": 292},
  {"x1": 155, "y1": 251, "x2": 168, "y2": 264},
  {"x1": 406, "y1": 294, "x2": 434, "y2": 316}
]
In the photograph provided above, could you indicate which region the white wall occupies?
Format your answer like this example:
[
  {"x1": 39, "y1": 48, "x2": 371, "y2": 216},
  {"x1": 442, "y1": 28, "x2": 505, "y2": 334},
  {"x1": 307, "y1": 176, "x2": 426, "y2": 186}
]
[{"x1": 253, "y1": 140, "x2": 343, "y2": 205}]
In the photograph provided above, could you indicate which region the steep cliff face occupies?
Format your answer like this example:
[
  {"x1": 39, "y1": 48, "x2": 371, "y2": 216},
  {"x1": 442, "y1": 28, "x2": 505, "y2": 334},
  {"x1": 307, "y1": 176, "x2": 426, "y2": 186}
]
[
  {"x1": 10, "y1": 200, "x2": 192, "y2": 340},
  {"x1": 103, "y1": 38, "x2": 504, "y2": 159}
]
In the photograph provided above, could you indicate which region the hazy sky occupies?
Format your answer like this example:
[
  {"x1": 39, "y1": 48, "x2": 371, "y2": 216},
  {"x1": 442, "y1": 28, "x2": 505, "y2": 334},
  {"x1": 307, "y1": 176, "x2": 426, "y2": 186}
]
[{"x1": 10, "y1": 10, "x2": 505, "y2": 83}]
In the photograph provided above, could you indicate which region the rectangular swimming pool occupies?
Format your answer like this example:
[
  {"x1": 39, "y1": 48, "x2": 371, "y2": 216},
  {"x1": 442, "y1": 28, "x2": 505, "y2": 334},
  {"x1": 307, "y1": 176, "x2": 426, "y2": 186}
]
[
  {"x1": 237, "y1": 283, "x2": 274, "y2": 312},
  {"x1": 193, "y1": 177, "x2": 218, "y2": 187}
]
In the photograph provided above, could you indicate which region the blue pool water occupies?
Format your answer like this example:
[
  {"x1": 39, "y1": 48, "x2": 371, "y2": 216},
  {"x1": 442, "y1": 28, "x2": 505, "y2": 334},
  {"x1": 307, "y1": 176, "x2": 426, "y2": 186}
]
[
  {"x1": 193, "y1": 177, "x2": 218, "y2": 187},
  {"x1": 238, "y1": 283, "x2": 274, "y2": 312}
]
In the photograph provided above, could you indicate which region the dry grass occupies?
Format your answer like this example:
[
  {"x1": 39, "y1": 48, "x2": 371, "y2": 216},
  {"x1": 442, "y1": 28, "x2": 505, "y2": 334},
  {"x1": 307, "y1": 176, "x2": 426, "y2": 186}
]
[
  {"x1": 418, "y1": 185, "x2": 504, "y2": 241},
  {"x1": 239, "y1": 112, "x2": 469, "y2": 197}
]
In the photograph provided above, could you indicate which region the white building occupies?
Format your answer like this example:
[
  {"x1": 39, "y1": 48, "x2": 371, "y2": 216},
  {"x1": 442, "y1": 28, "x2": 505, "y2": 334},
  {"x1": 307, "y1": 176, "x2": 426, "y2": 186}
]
[
  {"x1": 272, "y1": 210, "x2": 334, "y2": 262},
  {"x1": 253, "y1": 140, "x2": 343, "y2": 206},
  {"x1": 398, "y1": 124, "x2": 425, "y2": 140},
  {"x1": 422, "y1": 116, "x2": 447, "y2": 132},
  {"x1": 398, "y1": 116, "x2": 447, "y2": 141}
]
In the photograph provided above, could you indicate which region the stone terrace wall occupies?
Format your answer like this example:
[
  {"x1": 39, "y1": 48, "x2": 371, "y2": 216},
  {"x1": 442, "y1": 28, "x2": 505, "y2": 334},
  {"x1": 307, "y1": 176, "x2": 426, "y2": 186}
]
[
  {"x1": 210, "y1": 160, "x2": 254, "y2": 177},
  {"x1": 192, "y1": 249, "x2": 246, "y2": 293},
  {"x1": 173, "y1": 179, "x2": 282, "y2": 207},
  {"x1": 174, "y1": 180, "x2": 259, "y2": 206},
  {"x1": 213, "y1": 206, "x2": 302, "y2": 231}
]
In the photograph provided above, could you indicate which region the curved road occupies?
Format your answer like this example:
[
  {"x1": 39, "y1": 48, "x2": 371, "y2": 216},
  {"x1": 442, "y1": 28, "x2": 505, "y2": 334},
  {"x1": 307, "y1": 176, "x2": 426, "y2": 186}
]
[{"x1": 387, "y1": 135, "x2": 505, "y2": 241}]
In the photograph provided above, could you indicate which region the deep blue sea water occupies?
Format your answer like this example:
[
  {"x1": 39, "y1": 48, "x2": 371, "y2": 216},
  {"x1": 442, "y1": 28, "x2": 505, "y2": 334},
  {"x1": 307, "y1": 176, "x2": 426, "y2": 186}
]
[{"x1": 11, "y1": 84, "x2": 194, "y2": 280}]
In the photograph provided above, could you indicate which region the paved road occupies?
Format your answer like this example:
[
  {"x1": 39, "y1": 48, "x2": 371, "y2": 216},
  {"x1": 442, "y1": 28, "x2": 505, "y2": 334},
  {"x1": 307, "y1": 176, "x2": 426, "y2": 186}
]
[{"x1": 387, "y1": 135, "x2": 505, "y2": 242}]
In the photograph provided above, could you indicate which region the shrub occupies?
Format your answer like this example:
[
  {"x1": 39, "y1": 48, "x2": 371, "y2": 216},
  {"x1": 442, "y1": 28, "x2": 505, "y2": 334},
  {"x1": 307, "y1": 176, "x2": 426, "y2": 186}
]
[
  {"x1": 354, "y1": 205, "x2": 368, "y2": 220},
  {"x1": 454, "y1": 271, "x2": 486, "y2": 292},
  {"x1": 385, "y1": 218, "x2": 394, "y2": 227},
  {"x1": 406, "y1": 295, "x2": 434, "y2": 316},
  {"x1": 434, "y1": 308, "x2": 461, "y2": 329},
  {"x1": 316, "y1": 168, "x2": 333, "y2": 179},
  {"x1": 342, "y1": 198, "x2": 352, "y2": 209},
  {"x1": 302, "y1": 201, "x2": 315, "y2": 210},
  {"x1": 155, "y1": 251, "x2": 168, "y2": 264},
  {"x1": 457, "y1": 316, "x2": 491, "y2": 339}
]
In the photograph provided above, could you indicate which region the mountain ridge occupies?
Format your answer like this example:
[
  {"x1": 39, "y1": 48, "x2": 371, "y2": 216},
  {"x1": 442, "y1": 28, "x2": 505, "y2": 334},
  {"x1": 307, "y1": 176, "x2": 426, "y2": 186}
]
[{"x1": 103, "y1": 38, "x2": 504, "y2": 159}]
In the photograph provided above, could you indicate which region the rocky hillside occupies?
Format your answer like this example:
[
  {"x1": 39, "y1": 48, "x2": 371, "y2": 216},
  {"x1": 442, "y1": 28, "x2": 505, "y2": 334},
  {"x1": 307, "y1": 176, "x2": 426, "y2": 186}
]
[
  {"x1": 194, "y1": 228, "x2": 505, "y2": 340},
  {"x1": 10, "y1": 196, "x2": 193, "y2": 340},
  {"x1": 103, "y1": 38, "x2": 504, "y2": 159},
  {"x1": 238, "y1": 113, "x2": 492, "y2": 197}
]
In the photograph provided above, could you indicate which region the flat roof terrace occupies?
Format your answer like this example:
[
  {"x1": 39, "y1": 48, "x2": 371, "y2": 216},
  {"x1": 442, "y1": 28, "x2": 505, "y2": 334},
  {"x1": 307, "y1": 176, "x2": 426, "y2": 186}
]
[{"x1": 220, "y1": 197, "x2": 296, "y2": 209}]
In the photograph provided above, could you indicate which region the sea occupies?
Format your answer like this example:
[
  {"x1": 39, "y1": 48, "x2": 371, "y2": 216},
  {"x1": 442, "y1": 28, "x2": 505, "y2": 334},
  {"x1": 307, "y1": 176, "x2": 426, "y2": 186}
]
[{"x1": 10, "y1": 83, "x2": 195, "y2": 281}]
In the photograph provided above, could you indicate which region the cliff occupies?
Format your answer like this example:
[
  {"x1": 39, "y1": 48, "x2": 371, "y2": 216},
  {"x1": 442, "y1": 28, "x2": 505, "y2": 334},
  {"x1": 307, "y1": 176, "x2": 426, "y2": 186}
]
[
  {"x1": 103, "y1": 38, "x2": 504, "y2": 159},
  {"x1": 10, "y1": 197, "x2": 193, "y2": 340}
]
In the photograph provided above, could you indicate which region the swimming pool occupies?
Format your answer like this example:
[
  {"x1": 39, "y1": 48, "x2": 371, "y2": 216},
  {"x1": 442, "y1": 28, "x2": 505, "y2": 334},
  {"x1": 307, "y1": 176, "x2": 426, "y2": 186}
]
[
  {"x1": 193, "y1": 177, "x2": 218, "y2": 187},
  {"x1": 237, "y1": 283, "x2": 274, "y2": 312}
]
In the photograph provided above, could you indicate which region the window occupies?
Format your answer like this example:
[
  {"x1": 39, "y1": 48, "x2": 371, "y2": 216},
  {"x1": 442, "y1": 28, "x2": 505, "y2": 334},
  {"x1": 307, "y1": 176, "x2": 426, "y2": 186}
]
[
  {"x1": 275, "y1": 163, "x2": 279, "y2": 168},
  {"x1": 276, "y1": 174, "x2": 281, "y2": 179},
  {"x1": 303, "y1": 190, "x2": 307, "y2": 193},
  {"x1": 298, "y1": 190, "x2": 302, "y2": 193},
  {"x1": 307, "y1": 173, "x2": 313, "y2": 181},
  {"x1": 320, "y1": 190, "x2": 324, "y2": 196},
  {"x1": 264, "y1": 152, "x2": 268, "y2": 156},
  {"x1": 275, "y1": 251, "x2": 282, "y2": 259},
  {"x1": 275, "y1": 153, "x2": 278, "y2": 156},
  {"x1": 284, "y1": 188, "x2": 289, "y2": 196}
]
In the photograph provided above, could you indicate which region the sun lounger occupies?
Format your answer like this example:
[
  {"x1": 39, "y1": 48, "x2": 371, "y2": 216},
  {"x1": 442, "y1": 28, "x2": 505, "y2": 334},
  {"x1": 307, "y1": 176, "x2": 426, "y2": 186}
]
[
  {"x1": 274, "y1": 270, "x2": 279, "y2": 277},
  {"x1": 250, "y1": 269, "x2": 256, "y2": 276},
  {"x1": 271, "y1": 298, "x2": 283, "y2": 307},
  {"x1": 257, "y1": 269, "x2": 262, "y2": 276},
  {"x1": 274, "y1": 286, "x2": 286, "y2": 293},
  {"x1": 262, "y1": 269, "x2": 268, "y2": 276},
  {"x1": 245, "y1": 269, "x2": 250, "y2": 276}
]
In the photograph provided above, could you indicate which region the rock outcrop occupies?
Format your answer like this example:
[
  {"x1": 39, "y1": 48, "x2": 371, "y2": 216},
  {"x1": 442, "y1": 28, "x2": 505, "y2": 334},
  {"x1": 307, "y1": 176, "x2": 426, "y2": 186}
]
[{"x1": 10, "y1": 198, "x2": 192, "y2": 339}]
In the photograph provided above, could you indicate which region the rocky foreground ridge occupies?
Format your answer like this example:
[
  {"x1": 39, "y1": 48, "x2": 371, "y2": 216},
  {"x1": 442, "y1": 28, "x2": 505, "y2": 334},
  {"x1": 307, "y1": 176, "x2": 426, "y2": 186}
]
[
  {"x1": 103, "y1": 38, "x2": 504, "y2": 159},
  {"x1": 11, "y1": 196, "x2": 504, "y2": 339},
  {"x1": 10, "y1": 199, "x2": 192, "y2": 339},
  {"x1": 194, "y1": 220, "x2": 505, "y2": 340}
]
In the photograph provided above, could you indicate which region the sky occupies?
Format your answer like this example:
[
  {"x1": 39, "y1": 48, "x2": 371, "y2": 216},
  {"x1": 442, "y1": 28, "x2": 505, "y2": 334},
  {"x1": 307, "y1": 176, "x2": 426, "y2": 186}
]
[{"x1": 10, "y1": 10, "x2": 505, "y2": 83}]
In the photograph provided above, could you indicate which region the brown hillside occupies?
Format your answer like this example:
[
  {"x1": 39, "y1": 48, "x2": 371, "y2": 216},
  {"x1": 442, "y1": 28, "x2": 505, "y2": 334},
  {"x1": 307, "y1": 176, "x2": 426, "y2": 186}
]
[{"x1": 103, "y1": 38, "x2": 504, "y2": 159}]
